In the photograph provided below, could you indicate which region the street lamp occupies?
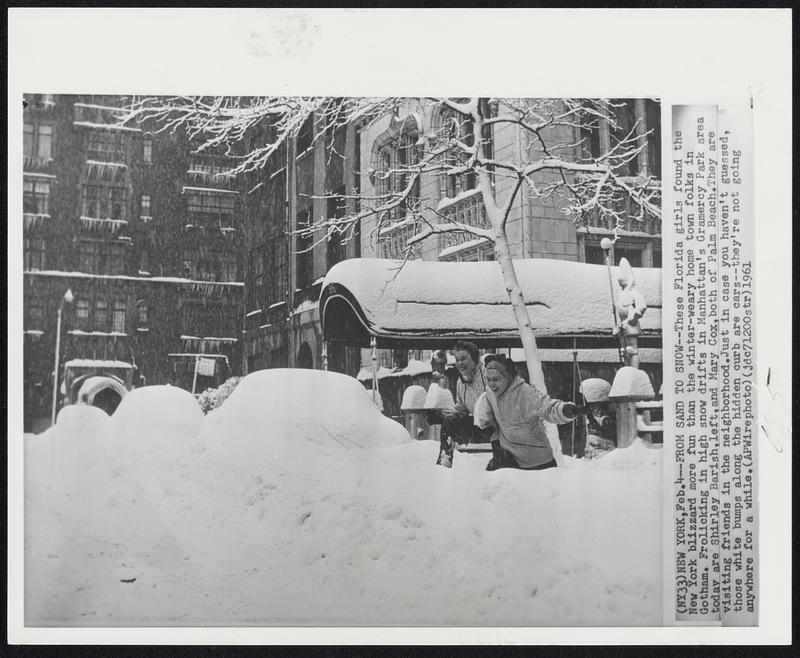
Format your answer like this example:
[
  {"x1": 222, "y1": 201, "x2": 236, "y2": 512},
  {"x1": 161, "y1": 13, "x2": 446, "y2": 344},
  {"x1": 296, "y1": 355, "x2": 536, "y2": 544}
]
[{"x1": 51, "y1": 288, "x2": 74, "y2": 426}]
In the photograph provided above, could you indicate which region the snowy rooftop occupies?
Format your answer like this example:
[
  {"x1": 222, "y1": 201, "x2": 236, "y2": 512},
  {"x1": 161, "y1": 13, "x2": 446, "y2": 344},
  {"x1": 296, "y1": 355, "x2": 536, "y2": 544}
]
[{"x1": 321, "y1": 258, "x2": 662, "y2": 349}]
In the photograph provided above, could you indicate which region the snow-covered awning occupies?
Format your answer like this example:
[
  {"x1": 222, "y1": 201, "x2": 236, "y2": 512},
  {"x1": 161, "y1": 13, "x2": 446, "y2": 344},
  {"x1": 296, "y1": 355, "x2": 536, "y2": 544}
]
[
  {"x1": 64, "y1": 359, "x2": 134, "y2": 370},
  {"x1": 320, "y1": 258, "x2": 662, "y2": 349}
]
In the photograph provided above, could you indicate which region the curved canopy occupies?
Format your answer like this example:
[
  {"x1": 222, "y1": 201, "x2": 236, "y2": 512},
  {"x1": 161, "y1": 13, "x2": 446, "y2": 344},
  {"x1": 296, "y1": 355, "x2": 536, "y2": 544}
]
[{"x1": 320, "y1": 258, "x2": 662, "y2": 349}]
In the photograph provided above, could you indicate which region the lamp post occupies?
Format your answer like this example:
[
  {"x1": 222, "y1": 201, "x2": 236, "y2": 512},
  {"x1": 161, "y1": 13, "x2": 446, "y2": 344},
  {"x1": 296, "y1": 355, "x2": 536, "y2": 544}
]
[{"x1": 51, "y1": 288, "x2": 74, "y2": 426}]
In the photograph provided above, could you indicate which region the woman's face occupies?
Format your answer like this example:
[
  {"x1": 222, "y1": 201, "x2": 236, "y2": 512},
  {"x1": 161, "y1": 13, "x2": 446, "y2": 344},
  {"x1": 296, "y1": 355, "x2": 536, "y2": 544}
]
[
  {"x1": 485, "y1": 367, "x2": 510, "y2": 395},
  {"x1": 453, "y1": 349, "x2": 477, "y2": 381}
]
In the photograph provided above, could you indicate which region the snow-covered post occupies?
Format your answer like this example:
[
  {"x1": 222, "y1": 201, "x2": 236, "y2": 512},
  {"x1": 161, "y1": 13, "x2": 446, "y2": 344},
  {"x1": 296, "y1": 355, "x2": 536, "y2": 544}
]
[
  {"x1": 370, "y1": 336, "x2": 378, "y2": 405},
  {"x1": 609, "y1": 366, "x2": 655, "y2": 448},
  {"x1": 321, "y1": 341, "x2": 328, "y2": 371},
  {"x1": 191, "y1": 355, "x2": 199, "y2": 395},
  {"x1": 50, "y1": 288, "x2": 73, "y2": 426}
]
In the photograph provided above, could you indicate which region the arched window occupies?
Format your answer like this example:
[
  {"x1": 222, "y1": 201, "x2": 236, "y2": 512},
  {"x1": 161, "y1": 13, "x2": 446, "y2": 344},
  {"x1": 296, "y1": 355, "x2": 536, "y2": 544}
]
[
  {"x1": 372, "y1": 116, "x2": 421, "y2": 225},
  {"x1": 434, "y1": 100, "x2": 494, "y2": 201}
]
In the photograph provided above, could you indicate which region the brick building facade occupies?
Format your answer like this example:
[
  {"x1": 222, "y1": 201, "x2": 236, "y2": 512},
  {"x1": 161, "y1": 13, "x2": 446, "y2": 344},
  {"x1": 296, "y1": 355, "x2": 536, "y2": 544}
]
[{"x1": 22, "y1": 94, "x2": 244, "y2": 432}]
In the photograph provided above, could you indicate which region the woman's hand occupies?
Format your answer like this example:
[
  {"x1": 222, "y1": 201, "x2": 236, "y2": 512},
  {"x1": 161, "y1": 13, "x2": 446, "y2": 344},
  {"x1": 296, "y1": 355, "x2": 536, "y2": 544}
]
[{"x1": 561, "y1": 402, "x2": 586, "y2": 419}]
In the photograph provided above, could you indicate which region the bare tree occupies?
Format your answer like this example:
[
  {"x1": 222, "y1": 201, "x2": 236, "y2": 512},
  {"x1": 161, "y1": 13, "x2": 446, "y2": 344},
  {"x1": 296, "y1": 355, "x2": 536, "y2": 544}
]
[{"x1": 121, "y1": 96, "x2": 661, "y2": 396}]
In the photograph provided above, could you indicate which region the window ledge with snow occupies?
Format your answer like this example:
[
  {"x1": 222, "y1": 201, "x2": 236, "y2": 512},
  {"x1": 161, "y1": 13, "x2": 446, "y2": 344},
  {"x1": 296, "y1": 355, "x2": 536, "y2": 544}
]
[
  {"x1": 68, "y1": 330, "x2": 129, "y2": 338},
  {"x1": 436, "y1": 186, "x2": 482, "y2": 211},
  {"x1": 139, "y1": 215, "x2": 152, "y2": 223},
  {"x1": 291, "y1": 299, "x2": 319, "y2": 316},
  {"x1": 73, "y1": 121, "x2": 141, "y2": 133},
  {"x1": 23, "y1": 214, "x2": 52, "y2": 230},
  {"x1": 577, "y1": 226, "x2": 660, "y2": 239},
  {"x1": 181, "y1": 186, "x2": 239, "y2": 196},
  {"x1": 378, "y1": 215, "x2": 416, "y2": 236},
  {"x1": 86, "y1": 159, "x2": 128, "y2": 169},
  {"x1": 79, "y1": 216, "x2": 129, "y2": 228},
  {"x1": 438, "y1": 237, "x2": 492, "y2": 260}
]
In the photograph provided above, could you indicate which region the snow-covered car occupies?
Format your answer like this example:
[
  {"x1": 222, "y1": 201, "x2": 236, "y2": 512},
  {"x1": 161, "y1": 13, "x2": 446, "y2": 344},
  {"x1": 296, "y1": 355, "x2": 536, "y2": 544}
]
[{"x1": 62, "y1": 358, "x2": 137, "y2": 415}]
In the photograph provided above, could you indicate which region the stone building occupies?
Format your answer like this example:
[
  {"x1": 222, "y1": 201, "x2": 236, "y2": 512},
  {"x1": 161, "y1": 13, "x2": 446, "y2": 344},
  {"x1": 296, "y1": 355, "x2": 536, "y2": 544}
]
[
  {"x1": 240, "y1": 98, "x2": 662, "y2": 382},
  {"x1": 240, "y1": 110, "x2": 362, "y2": 377},
  {"x1": 22, "y1": 94, "x2": 244, "y2": 432}
]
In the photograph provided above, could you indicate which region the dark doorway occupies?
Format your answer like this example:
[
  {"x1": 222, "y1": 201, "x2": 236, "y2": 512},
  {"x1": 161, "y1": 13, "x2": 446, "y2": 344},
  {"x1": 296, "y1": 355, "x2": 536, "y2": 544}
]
[{"x1": 296, "y1": 342, "x2": 313, "y2": 369}]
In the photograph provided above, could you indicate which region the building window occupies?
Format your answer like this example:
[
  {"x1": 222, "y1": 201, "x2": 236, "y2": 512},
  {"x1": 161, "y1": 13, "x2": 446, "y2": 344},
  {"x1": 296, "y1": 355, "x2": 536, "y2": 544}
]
[
  {"x1": 78, "y1": 241, "x2": 101, "y2": 273},
  {"x1": 137, "y1": 301, "x2": 149, "y2": 325},
  {"x1": 440, "y1": 240, "x2": 495, "y2": 263},
  {"x1": 644, "y1": 99, "x2": 662, "y2": 179},
  {"x1": 23, "y1": 238, "x2": 46, "y2": 270},
  {"x1": 379, "y1": 221, "x2": 417, "y2": 260},
  {"x1": 112, "y1": 300, "x2": 126, "y2": 333},
  {"x1": 141, "y1": 194, "x2": 151, "y2": 217},
  {"x1": 75, "y1": 299, "x2": 90, "y2": 329},
  {"x1": 373, "y1": 119, "x2": 421, "y2": 224},
  {"x1": 107, "y1": 242, "x2": 127, "y2": 275},
  {"x1": 436, "y1": 189, "x2": 491, "y2": 256},
  {"x1": 188, "y1": 161, "x2": 234, "y2": 182},
  {"x1": 181, "y1": 301, "x2": 235, "y2": 338},
  {"x1": 435, "y1": 100, "x2": 494, "y2": 200},
  {"x1": 23, "y1": 123, "x2": 53, "y2": 161},
  {"x1": 77, "y1": 240, "x2": 126, "y2": 275},
  {"x1": 26, "y1": 300, "x2": 44, "y2": 330},
  {"x1": 82, "y1": 184, "x2": 128, "y2": 220},
  {"x1": 295, "y1": 208, "x2": 314, "y2": 289},
  {"x1": 220, "y1": 254, "x2": 238, "y2": 282},
  {"x1": 581, "y1": 99, "x2": 661, "y2": 180},
  {"x1": 23, "y1": 124, "x2": 33, "y2": 157},
  {"x1": 23, "y1": 179, "x2": 51, "y2": 214},
  {"x1": 186, "y1": 191, "x2": 235, "y2": 228},
  {"x1": 143, "y1": 137, "x2": 153, "y2": 163},
  {"x1": 268, "y1": 239, "x2": 288, "y2": 307},
  {"x1": 326, "y1": 186, "x2": 347, "y2": 269},
  {"x1": 582, "y1": 237, "x2": 661, "y2": 268},
  {"x1": 87, "y1": 130, "x2": 125, "y2": 161},
  {"x1": 139, "y1": 250, "x2": 151, "y2": 275},
  {"x1": 94, "y1": 299, "x2": 109, "y2": 332},
  {"x1": 296, "y1": 113, "x2": 314, "y2": 154}
]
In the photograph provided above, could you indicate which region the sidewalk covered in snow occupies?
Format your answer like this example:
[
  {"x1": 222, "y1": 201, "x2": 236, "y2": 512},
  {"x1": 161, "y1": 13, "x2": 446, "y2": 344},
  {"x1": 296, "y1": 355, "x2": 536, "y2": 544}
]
[{"x1": 320, "y1": 258, "x2": 662, "y2": 350}]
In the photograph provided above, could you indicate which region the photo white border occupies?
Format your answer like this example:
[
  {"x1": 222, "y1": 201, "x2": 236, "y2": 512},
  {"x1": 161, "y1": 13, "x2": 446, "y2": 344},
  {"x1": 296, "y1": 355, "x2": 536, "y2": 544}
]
[{"x1": 7, "y1": 8, "x2": 792, "y2": 645}]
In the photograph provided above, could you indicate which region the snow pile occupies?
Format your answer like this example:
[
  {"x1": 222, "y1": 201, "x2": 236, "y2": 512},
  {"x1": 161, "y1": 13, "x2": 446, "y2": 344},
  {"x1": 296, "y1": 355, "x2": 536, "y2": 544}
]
[
  {"x1": 54, "y1": 404, "x2": 110, "y2": 439},
  {"x1": 580, "y1": 378, "x2": 612, "y2": 403},
  {"x1": 25, "y1": 369, "x2": 661, "y2": 627},
  {"x1": 202, "y1": 369, "x2": 409, "y2": 452},
  {"x1": 400, "y1": 385, "x2": 428, "y2": 410},
  {"x1": 424, "y1": 383, "x2": 456, "y2": 412},
  {"x1": 110, "y1": 385, "x2": 204, "y2": 440},
  {"x1": 609, "y1": 367, "x2": 655, "y2": 400},
  {"x1": 588, "y1": 438, "x2": 662, "y2": 470}
]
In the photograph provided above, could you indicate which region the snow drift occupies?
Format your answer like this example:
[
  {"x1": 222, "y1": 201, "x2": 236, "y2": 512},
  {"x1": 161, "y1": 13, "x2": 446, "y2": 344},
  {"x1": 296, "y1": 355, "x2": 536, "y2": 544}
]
[{"x1": 25, "y1": 369, "x2": 661, "y2": 627}]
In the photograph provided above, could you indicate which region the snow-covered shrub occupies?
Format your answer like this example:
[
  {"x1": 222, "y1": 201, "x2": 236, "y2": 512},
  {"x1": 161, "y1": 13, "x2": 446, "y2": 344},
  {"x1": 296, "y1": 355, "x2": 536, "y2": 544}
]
[{"x1": 197, "y1": 376, "x2": 242, "y2": 414}]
